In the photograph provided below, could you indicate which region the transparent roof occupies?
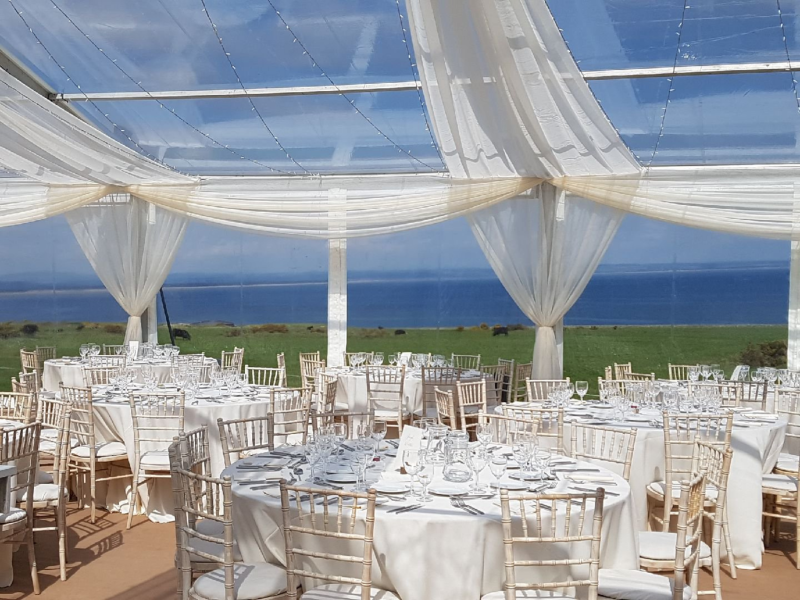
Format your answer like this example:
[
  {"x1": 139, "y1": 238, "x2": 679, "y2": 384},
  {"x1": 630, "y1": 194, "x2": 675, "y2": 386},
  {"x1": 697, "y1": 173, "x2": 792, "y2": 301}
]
[{"x1": 1, "y1": 0, "x2": 799, "y2": 174}]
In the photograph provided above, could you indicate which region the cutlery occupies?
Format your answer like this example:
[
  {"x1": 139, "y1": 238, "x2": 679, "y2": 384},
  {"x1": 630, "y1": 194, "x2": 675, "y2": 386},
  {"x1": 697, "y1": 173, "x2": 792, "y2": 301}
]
[
  {"x1": 249, "y1": 483, "x2": 281, "y2": 490},
  {"x1": 453, "y1": 497, "x2": 483, "y2": 515},
  {"x1": 393, "y1": 504, "x2": 423, "y2": 514},
  {"x1": 312, "y1": 478, "x2": 343, "y2": 490},
  {"x1": 551, "y1": 468, "x2": 601, "y2": 473},
  {"x1": 386, "y1": 440, "x2": 399, "y2": 448},
  {"x1": 386, "y1": 503, "x2": 419, "y2": 514},
  {"x1": 571, "y1": 486, "x2": 620, "y2": 497}
]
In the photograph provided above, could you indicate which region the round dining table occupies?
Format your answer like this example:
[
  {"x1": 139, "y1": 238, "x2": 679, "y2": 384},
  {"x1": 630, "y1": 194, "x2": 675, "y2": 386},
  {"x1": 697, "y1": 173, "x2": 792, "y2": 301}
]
[
  {"x1": 42, "y1": 356, "x2": 217, "y2": 392},
  {"x1": 497, "y1": 401, "x2": 786, "y2": 569},
  {"x1": 224, "y1": 445, "x2": 638, "y2": 600}
]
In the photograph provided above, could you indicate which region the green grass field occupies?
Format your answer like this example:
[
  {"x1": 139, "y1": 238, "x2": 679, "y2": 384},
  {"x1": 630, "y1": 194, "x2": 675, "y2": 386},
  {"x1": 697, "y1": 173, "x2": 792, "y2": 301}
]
[{"x1": 0, "y1": 321, "x2": 786, "y2": 393}]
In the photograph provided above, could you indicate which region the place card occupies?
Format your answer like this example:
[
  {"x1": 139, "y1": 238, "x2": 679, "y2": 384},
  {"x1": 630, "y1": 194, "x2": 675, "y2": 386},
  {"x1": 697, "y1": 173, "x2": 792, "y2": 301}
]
[{"x1": 386, "y1": 426, "x2": 424, "y2": 473}]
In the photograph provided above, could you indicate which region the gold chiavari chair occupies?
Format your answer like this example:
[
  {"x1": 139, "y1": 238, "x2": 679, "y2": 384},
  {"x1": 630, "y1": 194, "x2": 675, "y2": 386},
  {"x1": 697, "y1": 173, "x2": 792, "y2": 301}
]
[
  {"x1": 0, "y1": 391, "x2": 36, "y2": 424},
  {"x1": 279, "y1": 482, "x2": 398, "y2": 600},
  {"x1": 102, "y1": 344, "x2": 124, "y2": 355},
  {"x1": 525, "y1": 378, "x2": 570, "y2": 402},
  {"x1": 366, "y1": 365, "x2": 407, "y2": 437},
  {"x1": 570, "y1": 424, "x2": 637, "y2": 482},
  {"x1": 83, "y1": 365, "x2": 121, "y2": 387},
  {"x1": 20, "y1": 349, "x2": 38, "y2": 376},
  {"x1": 451, "y1": 353, "x2": 481, "y2": 370},
  {"x1": 477, "y1": 412, "x2": 539, "y2": 445},
  {"x1": 87, "y1": 354, "x2": 127, "y2": 369},
  {"x1": 740, "y1": 381, "x2": 768, "y2": 410},
  {"x1": 513, "y1": 363, "x2": 532, "y2": 402},
  {"x1": 318, "y1": 373, "x2": 347, "y2": 414},
  {"x1": 36, "y1": 396, "x2": 72, "y2": 481},
  {"x1": 127, "y1": 390, "x2": 185, "y2": 529},
  {"x1": 483, "y1": 489, "x2": 605, "y2": 600},
  {"x1": 647, "y1": 412, "x2": 732, "y2": 532},
  {"x1": 0, "y1": 422, "x2": 41, "y2": 594},
  {"x1": 613, "y1": 362, "x2": 632, "y2": 380},
  {"x1": 600, "y1": 473, "x2": 706, "y2": 600},
  {"x1": 420, "y1": 366, "x2": 460, "y2": 418},
  {"x1": 220, "y1": 347, "x2": 244, "y2": 372},
  {"x1": 434, "y1": 387, "x2": 458, "y2": 430},
  {"x1": 669, "y1": 364, "x2": 697, "y2": 380},
  {"x1": 61, "y1": 385, "x2": 131, "y2": 523},
  {"x1": 455, "y1": 379, "x2": 487, "y2": 434},
  {"x1": 34, "y1": 347, "x2": 55, "y2": 384},
  {"x1": 480, "y1": 364, "x2": 507, "y2": 408},
  {"x1": 170, "y1": 441, "x2": 286, "y2": 600},
  {"x1": 271, "y1": 388, "x2": 313, "y2": 447},
  {"x1": 245, "y1": 365, "x2": 285, "y2": 387},
  {"x1": 774, "y1": 388, "x2": 800, "y2": 475},
  {"x1": 218, "y1": 415, "x2": 274, "y2": 467},
  {"x1": 688, "y1": 381, "x2": 741, "y2": 408},
  {"x1": 299, "y1": 352, "x2": 321, "y2": 389},
  {"x1": 503, "y1": 405, "x2": 564, "y2": 454},
  {"x1": 497, "y1": 358, "x2": 515, "y2": 403}
]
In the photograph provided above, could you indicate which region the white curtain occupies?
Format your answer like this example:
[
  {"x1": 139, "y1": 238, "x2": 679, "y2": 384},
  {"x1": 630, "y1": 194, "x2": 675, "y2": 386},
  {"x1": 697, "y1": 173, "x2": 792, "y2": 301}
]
[
  {"x1": 65, "y1": 194, "x2": 188, "y2": 342},
  {"x1": 470, "y1": 185, "x2": 624, "y2": 377}
]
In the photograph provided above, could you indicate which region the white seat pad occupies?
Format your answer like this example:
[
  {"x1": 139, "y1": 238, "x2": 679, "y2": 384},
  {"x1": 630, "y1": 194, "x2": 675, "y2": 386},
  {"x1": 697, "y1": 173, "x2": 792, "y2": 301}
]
[
  {"x1": 599, "y1": 569, "x2": 692, "y2": 600},
  {"x1": 762, "y1": 473, "x2": 798, "y2": 493},
  {"x1": 0, "y1": 508, "x2": 27, "y2": 524},
  {"x1": 776, "y1": 453, "x2": 799, "y2": 473},
  {"x1": 638, "y1": 532, "x2": 711, "y2": 561},
  {"x1": 71, "y1": 441, "x2": 128, "y2": 459},
  {"x1": 36, "y1": 471, "x2": 53, "y2": 485},
  {"x1": 482, "y1": 591, "x2": 575, "y2": 599},
  {"x1": 195, "y1": 519, "x2": 224, "y2": 537},
  {"x1": 139, "y1": 450, "x2": 170, "y2": 470},
  {"x1": 39, "y1": 437, "x2": 79, "y2": 453},
  {"x1": 302, "y1": 584, "x2": 400, "y2": 600},
  {"x1": 20, "y1": 484, "x2": 66, "y2": 503},
  {"x1": 647, "y1": 481, "x2": 718, "y2": 501},
  {"x1": 192, "y1": 563, "x2": 286, "y2": 600}
]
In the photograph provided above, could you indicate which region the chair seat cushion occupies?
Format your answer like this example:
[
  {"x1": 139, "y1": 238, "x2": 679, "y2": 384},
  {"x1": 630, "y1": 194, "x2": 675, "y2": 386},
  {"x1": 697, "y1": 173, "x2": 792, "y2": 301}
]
[
  {"x1": 638, "y1": 532, "x2": 711, "y2": 561},
  {"x1": 192, "y1": 563, "x2": 286, "y2": 600},
  {"x1": 71, "y1": 441, "x2": 128, "y2": 459},
  {"x1": 39, "y1": 437, "x2": 79, "y2": 454},
  {"x1": 374, "y1": 408, "x2": 409, "y2": 419},
  {"x1": 762, "y1": 473, "x2": 798, "y2": 494},
  {"x1": 139, "y1": 450, "x2": 170, "y2": 470},
  {"x1": 195, "y1": 519, "x2": 224, "y2": 537},
  {"x1": 36, "y1": 471, "x2": 53, "y2": 485},
  {"x1": 647, "y1": 481, "x2": 718, "y2": 501},
  {"x1": 776, "y1": 452, "x2": 799, "y2": 474},
  {"x1": 302, "y1": 584, "x2": 400, "y2": 600},
  {"x1": 20, "y1": 483, "x2": 67, "y2": 503},
  {"x1": 0, "y1": 509, "x2": 27, "y2": 524},
  {"x1": 482, "y1": 592, "x2": 574, "y2": 599},
  {"x1": 598, "y1": 569, "x2": 692, "y2": 600}
]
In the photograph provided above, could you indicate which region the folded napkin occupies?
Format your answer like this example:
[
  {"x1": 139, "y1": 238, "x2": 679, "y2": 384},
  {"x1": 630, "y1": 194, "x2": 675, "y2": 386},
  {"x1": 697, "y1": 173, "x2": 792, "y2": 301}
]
[{"x1": 744, "y1": 412, "x2": 779, "y2": 421}]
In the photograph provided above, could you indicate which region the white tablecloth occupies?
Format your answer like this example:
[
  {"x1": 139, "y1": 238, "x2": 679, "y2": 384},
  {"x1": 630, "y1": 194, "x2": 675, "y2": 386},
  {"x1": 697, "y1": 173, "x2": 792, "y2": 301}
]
[
  {"x1": 64, "y1": 388, "x2": 273, "y2": 523},
  {"x1": 42, "y1": 357, "x2": 216, "y2": 392},
  {"x1": 498, "y1": 403, "x2": 786, "y2": 569},
  {"x1": 225, "y1": 450, "x2": 638, "y2": 600}
]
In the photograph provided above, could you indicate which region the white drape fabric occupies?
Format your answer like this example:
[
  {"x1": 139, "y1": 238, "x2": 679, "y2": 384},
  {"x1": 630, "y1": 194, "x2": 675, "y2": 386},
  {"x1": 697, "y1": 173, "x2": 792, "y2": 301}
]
[
  {"x1": 65, "y1": 195, "x2": 188, "y2": 342},
  {"x1": 470, "y1": 187, "x2": 624, "y2": 377}
]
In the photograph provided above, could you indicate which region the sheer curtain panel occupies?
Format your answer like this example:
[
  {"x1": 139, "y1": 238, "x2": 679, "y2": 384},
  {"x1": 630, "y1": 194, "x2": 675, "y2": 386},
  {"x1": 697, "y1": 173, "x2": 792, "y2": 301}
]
[
  {"x1": 470, "y1": 185, "x2": 624, "y2": 378},
  {"x1": 66, "y1": 194, "x2": 188, "y2": 342}
]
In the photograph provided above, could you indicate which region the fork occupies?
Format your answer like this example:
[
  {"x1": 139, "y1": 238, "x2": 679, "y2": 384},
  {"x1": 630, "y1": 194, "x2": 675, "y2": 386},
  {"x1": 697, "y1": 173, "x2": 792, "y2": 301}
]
[{"x1": 450, "y1": 496, "x2": 482, "y2": 515}]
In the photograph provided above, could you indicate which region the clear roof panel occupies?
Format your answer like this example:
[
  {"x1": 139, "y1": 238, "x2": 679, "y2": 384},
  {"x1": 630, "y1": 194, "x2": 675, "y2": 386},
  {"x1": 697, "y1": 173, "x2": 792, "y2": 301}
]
[
  {"x1": 550, "y1": 0, "x2": 798, "y2": 71},
  {"x1": 591, "y1": 72, "x2": 800, "y2": 165},
  {"x1": 0, "y1": 0, "x2": 417, "y2": 93},
  {"x1": 76, "y1": 92, "x2": 442, "y2": 174}
]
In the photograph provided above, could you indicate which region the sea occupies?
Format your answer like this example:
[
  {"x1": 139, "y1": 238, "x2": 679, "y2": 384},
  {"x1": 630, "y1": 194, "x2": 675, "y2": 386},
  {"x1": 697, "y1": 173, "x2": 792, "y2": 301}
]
[{"x1": 0, "y1": 265, "x2": 789, "y2": 328}]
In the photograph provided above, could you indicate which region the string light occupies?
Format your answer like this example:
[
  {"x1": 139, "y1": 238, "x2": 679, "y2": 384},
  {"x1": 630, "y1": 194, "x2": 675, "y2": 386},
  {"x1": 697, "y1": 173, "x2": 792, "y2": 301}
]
[
  {"x1": 264, "y1": 0, "x2": 440, "y2": 172},
  {"x1": 393, "y1": 0, "x2": 444, "y2": 164},
  {"x1": 42, "y1": 0, "x2": 294, "y2": 175},
  {"x1": 5, "y1": 0, "x2": 179, "y2": 171},
  {"x1": 776, "y1": 0, "x2": 800, "y2": 114},
  {"x1": 647, "y1": 0, "x2": 689, "y2": 170},
  {"x1": 198, "y1": 0, "x2": 309, "y2": 174}
]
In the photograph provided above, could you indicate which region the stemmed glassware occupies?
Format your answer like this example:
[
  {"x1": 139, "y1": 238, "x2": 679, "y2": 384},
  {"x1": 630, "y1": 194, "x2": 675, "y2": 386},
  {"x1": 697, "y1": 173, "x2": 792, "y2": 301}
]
[
  {"x1": 489, "y1": 455, "x2": 507, "y2": 490},
  {"x1": 476, "y1": 422, "x2": 492, "y2": 447},
  {"x1": 304, "y1": 437, "x2": 324, "y2": 483},
  {"x1": 403, "y1": 448, "x2": 422, "y2": 498},
  {"x1": 370, "y1": 420, "x2": 387, "y2": 447},
  {"x1": 469, "y1": 447, "x2": 488, "y2": 493},
  {"x1": 142, "y1": 364, "x2": 157, "y2": 391},
  {"x1": 416, "y1": 451, "x2": 433, "y2": 502},
  {"x1": 575, "y1": 381, "x2": 588, "y2": 402},
  {"x1": 688, "y1": 366, "x2": 700, "y2": 382},
  {"x1": 79, "y1": 344, "x2": 90, "y2": 362},
  {"x1": 700, "y1": 364, "x2": 711, "y2": 381},
  {"x1": 372, "y1": 353, "x2": 384, "y2": 366},
  {"x1": 387, "y1": 354, "x2": 397, "y2": 366}
]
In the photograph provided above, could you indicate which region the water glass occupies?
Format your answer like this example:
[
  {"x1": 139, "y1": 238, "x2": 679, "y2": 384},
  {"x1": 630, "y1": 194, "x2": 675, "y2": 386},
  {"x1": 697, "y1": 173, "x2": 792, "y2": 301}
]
[
  {"x1": 416, "y1": 454, "x2": 433, "y2": 502},
  {"x1": 576, "y1": 381, "x2": 588, "y2": 402},
  {"x1": 403, "y1": 449, "x2": 422, "y2": 497},
  {"x1": 469, "y1": 447, "x2": 488, "y2": 492},
  {"x1": 489, "y1": 455, "x2": 507, "y2": 490},
  {"x1": 476, "y1": 422, "x2": 492, "y2": 446}
]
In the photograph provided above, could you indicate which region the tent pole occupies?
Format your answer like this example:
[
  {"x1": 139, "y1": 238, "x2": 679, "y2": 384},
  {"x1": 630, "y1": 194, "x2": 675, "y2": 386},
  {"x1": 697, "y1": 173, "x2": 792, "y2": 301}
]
[{"x1": 160, "y1": 288, "x2": 176, "y2": 346}]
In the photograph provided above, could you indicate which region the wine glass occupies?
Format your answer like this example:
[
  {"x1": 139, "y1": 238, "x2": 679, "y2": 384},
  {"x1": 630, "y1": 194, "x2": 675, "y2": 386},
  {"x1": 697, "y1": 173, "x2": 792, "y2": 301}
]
[
  {"x1": 469, "y1": 447, "x2": 488, "y2": 493},
  {"x1": 416, "y1": 452, "x2": 433, "y2": 502},
  {"x1": 79, "y1": 344, "x2": 89, "y2": 362},
  {"x1": 370, "y1": 420, "x2": 387, "y2": 446},
  {"x1": 352, "y1": 450, "x2": 371, "y2": 491},
  {"x1": 576, "y1": 381, "x2": 588, "y2": 402},
  {"x1": 489, "y1": 455, "x2": 507, "y2": 491},
  {"x1": 403, "y1": 449, "x2": 422, "y2": 498},
  {"x1": 700, "y1": 364, "x2": 711, "y2": 381},
  {"x1": 372, "y1": 353, "x2": 384, "y2": 366},
  {"x1": 476, "y1": 422, "x2": 492, "y2": 447},
  {"x1": 688, "y1": 366, "x2": 700, "y2": 382},
  {"x1": 387, "y1": 354, "x2": 397, "y2": 366},
  {"x1": 114, "y1": 345, "x2": 123, "y2": 356}
]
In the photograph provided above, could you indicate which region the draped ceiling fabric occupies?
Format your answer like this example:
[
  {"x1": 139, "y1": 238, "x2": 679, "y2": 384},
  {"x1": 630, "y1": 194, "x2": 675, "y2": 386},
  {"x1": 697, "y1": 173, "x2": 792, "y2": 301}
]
[
  {"x1": 65, "y1": 195, "x2": 188, "y2": 343},
  {"x1": 1, "y1": 3, "x2": 800, "y2": 376}
]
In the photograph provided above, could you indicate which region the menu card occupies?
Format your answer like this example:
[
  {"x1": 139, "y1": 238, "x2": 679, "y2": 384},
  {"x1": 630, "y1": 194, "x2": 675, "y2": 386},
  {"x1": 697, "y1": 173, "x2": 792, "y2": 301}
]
[{"x1": 387, "y1": 425, "x2": 424, "y2": 473}]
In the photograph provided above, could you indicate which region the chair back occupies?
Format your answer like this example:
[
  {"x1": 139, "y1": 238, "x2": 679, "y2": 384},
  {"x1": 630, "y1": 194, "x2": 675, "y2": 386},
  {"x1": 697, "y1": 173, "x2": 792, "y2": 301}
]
[
  {"x1": 299, "y1": 352, "x2": 321, "y2": 388},
  {"x1": 597, "y1": 378, "x2": 627, "y2": 401},
  {"x1": 478, "y1": 412, "x2": 539, "y2": 445},
  {"x1": 622, "y1": 371, "x2": 655, "y2": 382},
  {"x1": 60, "y1": 385, "x2": 96, "y2": 449},
  {"x1": 451, "y1": 354, "x2": 480, "y2": 370},
  {"x1": 480, "y1": 365, "x2": 507, "y2": 406},
  {"x1": 668, "y1": 364, "x2": 697, "y2": 380},
  {"x1": 271, "y1": 388, "x2": 312, "y2": 447},
  {"x1": 729, "y1": 365, "x2": 750, "y2": 381},
  {"x1": 87, "y1": 354, "x2": 127, "y2": 369},
  {"x1": 1, "y1": 422, "x2": 41, "y2": 509},
  {"x1": 318, "y1": 374, "x2": 339, "y2": 414},
  {"x1": 173, "y1": 353, "x2": 206, "y2": 369},
  {"x1": 497, "y1": 358, "x2": 515, "y2": 402},
  {"x1": 20, "y1": 349, "x2": 38, "y2": 375},
  {"x1": 0, "y1": 392, "x2": 35, "y2": 424},
  {"x1": 15, "y1": 371, "x2": 40, "y2": 395},
  {"x1": 344, "y1": 352, "x2": 374, "y2": 367},
  {"x1": 103, "y1": 344, "x2": 125, "y2": 356},
  {"x1": 421, "y1": 366, "x2": 460, "y2": 417},
  {"x1": 365, "y1": 366, "x2": 405, "y2": 419},
  {"x1": 526, "y1": 379, "x2": 570, "y2": 402},
  {"x1": 245, "y1": 365, "x2": 285, "y2": 387},
  {"x1": 498, "y1": 489, "x2": 604, "y2": 600},
  {"x1": 571, "y1": 424, "x2": 637, "y2": 481},
  {"x1": 672, "y1": 473, "x2": 706, "y2": 599},
  {"x1": 688, "y1": 381, "x2": 741, "y2": 407},
  {"x1": 691, "y1": 441, "x2": 733, "y2": 529},
  {"x1": 169, "y1": 441, "x2": 235, "y2": 600},
  {"x1": 775, "y1": 389, "x2": 800, "y2": 453},
  {"x1": 37, "y1": 396, "x2": 70, "y2": 435},
  {"x1": 455, "y1": 379, "x2": 487, "y2": 433},
  {"x1": 35, "y1": 346, "x2": 56, "y2": 363},
  {"x1": 312, "y1": 412, "x2": 375, "y2": 440},
  {"x1": 434, "y1": 387, "x2": 457, "y2": 429},
  {"x1": 280, "y1": 482, "x2": 379, "y2": 600},
  {"x1": 181, "y1": 426, "x2": 212, "y2": 478},
  {"x1": 83, "y1": 365, "x2": 121, "y2": 386},
  {"x1": 218, "y1": 416, "x2": 273, "y2": 467},
  {"x1": 613, "y1": 362, "x2": 632, "y2": 380},
  {"x1": 503, "y1": 405, "x2": 564, "y2": 454},
  {"x1": 129, "y1": 392, "x2": 186, "y2": 458},
  {"x1": 514, "y1": 363, "x2": 532, "y2": 402},
  {"x1": 740, "y1": 381, "x2": 768, "y2": 410},
  {"x1": 220, "y1": 347, "x2": 244, "y2": 372}
]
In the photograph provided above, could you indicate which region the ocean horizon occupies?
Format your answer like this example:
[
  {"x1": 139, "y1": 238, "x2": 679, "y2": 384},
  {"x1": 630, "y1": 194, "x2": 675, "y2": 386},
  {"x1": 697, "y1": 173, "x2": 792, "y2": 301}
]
[{"x1": 0, "y1": 265, "x2": 789, "y2": 329}]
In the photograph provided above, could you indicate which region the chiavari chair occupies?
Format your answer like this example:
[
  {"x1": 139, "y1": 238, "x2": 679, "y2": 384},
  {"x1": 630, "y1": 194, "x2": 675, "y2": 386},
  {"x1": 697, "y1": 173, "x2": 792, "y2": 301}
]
[
  {"x1": 434, "y1": 387, "x2": 458, "y2": 430},
  {"x1": 497, "y1": 358, "x2": 515, "y2": 403},
  {"x1": 570, "y1": 424, "x2": 637, "y2": 482},
  {"x1": 0, "y1": 391, "x2": 36, "y2": 424},
  {"x1": 299, "y1": 352, "x2": 321, "y2": 389},
  {"x1": 513, "y1": 363, "x2": 532, "y2": 402},
  {"x1": 344, "y1": 351, "x2": 374, "y2": 367},
  {"x1": 773, "y1": 388, "x2": 800, "y2": 475},
  {"x1": 245, "y1": 365, "x2": 285, "y2": 388},
  {"x1": 20, "y1": 349, "x2": 38, "y2": 376},
  {"x1": 365, "y1": 365, "x2": 407, "y2": 437},
  {"x1": 525, "y1": 378, "x2": 570, "y2": 402},
  {"x1": 455, "y1": 379, "x2": 487, "y2": 434},
  {"x1": 420, "y1": 366, "x2": 460, "y2": 419},
  {"x1": 220, "y1": 347, "x2": 244, "y2": 372},
  {"x1": 218, "y1": 415, "x2": 274, "y2": 467},
  {"x1": 480, "y1": 364, "x2": 507, "y2": 408},
  {"x1": 613, "y1": 362, "x2": 632, "y2": 380},
  {"x1": 103, "y1": 344, "x2": 124, "y2": 355},
  {"x1": 83, "y1": 365, "x2": 121, "y2": 387},
  {"x1": 668, "y1": 364, "x2": 697, "y2": 381},
  {"x1": 739, "y1": 381, "x2": 768, "y2": 410},
  {"x1": 271, "y1": 388, "x2": 313, "y2": 447},
  {"x1": 87, "y1": 354, "x2": 127, "y2": 369},
  {"x1": 451, "y1": 353, "x2": 481, "y2": 370},
  {"x1": 503, "y1": 405, "x2": 564, "y2": 454},
  {"x1": 477, "y1": 412, "x2": 539, "y2": 445},
  {"x1": 688, "y1": 381, "x2": 741, "y2": 408}
]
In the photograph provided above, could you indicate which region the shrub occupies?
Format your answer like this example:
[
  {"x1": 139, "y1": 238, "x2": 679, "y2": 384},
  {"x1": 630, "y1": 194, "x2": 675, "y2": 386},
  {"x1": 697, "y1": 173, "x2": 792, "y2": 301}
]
[
  {"x1": 739, "y1": 340, "x2": 787, "y2": 368},
  {"x1": 20, "y1": 323, "x2": 39, "y2": 336},
  {"x1": 0, "y1": 322, "x2": 19, "y2": 339},
  {"x1": 479, "y1": 322, "x2": 489, "y2": 331},
  {"x1": 103, "y1": 324, "x2": 125, "y2": 335},
  {"x1": 76, "y1": 323, "x2": 85, "y2": 331},
  {"x1": 590, "y1": 325, "x2": 598, "y2": 331},
  {"x1": 507, "y1": 323, "x2": 527, "y2": 331},
  {"x1": 250, "y1": 323, "x2": 289, "y2": 334},
  {"x1": 225, "y1": 328, "x2": 242, "y2": 337},
  {"x1": 456, "y1": 325, "x2": 465, "y2": 332}
]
